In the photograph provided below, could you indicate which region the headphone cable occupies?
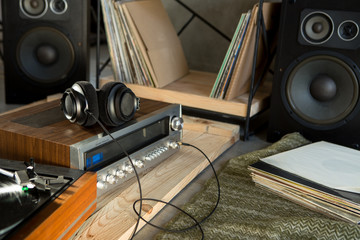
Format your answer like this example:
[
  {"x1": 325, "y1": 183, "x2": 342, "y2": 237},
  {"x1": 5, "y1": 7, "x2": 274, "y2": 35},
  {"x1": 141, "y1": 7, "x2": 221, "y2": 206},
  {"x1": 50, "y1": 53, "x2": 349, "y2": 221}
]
[
  {"x1": 87, "y1": 111, "x2": 221, "y2": 239},
  {"x1": 86, "y1": 110, "x2": 142, "y2": 239},
  {"x1": 132, "y1": 142, "x2": 221, "y2": 239}
]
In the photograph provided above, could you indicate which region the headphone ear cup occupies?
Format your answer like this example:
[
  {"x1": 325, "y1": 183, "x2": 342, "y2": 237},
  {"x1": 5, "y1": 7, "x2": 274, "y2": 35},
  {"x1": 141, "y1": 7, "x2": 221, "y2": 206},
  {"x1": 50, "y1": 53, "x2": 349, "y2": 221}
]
[
  {"x1": 76, "y1": 81, "x2": 99, "y2": 126},
  {"x1": 98, "y1": 82, "x2": 138, "y2": 127},
  {"x1": 61, "y1": 81, "x2": 99, "y2": 127}
]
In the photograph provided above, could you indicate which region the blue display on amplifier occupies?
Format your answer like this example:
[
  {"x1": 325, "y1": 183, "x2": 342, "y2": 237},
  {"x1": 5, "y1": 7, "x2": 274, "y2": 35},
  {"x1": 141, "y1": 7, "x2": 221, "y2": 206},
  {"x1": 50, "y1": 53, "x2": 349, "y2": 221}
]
[
  {"x1": 86, "y1": 157, "x2": 92, "y2": 168},
  {"x1": 84, "y1": 117, "x2": 169, "y2": 171},
  {"x1": 86, "y1": 152, "x2": 104, "y2": 168}
]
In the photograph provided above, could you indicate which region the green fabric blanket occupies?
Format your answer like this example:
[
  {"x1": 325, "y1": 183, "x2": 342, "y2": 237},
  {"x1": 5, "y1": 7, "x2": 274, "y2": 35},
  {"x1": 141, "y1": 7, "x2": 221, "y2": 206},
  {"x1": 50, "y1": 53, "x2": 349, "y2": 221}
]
[{"x1": 155, "y1": 132, "x2": 360, "y2": 239}]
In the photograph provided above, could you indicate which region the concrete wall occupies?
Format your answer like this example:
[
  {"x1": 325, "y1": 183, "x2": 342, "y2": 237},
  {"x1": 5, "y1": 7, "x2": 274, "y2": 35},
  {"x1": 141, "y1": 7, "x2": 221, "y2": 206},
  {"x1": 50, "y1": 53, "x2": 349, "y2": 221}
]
[
  {"x1": 162, "y1": 0, "x2": 260, "y2": 73},
  {"x1": 0, "y1": 0, "x2": 279, "y2": 74}
]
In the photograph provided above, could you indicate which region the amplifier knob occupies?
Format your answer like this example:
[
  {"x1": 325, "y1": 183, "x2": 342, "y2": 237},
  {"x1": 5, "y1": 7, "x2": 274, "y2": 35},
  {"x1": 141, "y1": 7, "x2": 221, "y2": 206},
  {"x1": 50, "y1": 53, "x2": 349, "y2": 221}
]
[
  {"x1": 116, "y1": 169, "x2": 126, "y2": 178},
  {"x1": 145, "y1": 155, "x2": 152, "y2": 161},
  {"x1": 109, "y1": 169, "x2": 117, "y2": 176},
  {"x1": 106, "y1": 174, "x2": 117, "y2": 184},
  {"x1": 154, "y1": 150, "x2": 161, "y2": 157},
  {"x1": 134, "y1": 159, "x2": 145, "y2": 168},
  {"x1": 148, "y1": 152, "x2": 157, "y2": 160},
  {"x1": 125, "y1": 164, "x2": 134, "y2": 173},
  {"x1": 168, "y1": 141, "x2": 180, "y2": 149},
  {"x1": 98, "y1": 174, "x2": 107, "y2": 181},
  {"x1": 97, "y1": 181, "x2": 107, "y2": 190},
  {"x1": 171, "y1": 117, "x2": 184, "y2": 131}
]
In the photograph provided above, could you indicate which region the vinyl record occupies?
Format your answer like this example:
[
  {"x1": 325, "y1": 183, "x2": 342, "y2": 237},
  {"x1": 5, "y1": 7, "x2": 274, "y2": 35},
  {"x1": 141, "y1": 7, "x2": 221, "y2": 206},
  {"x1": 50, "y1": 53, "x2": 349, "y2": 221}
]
[
  {"x1": 0, "y1": 173, "x2": 70, "y2": 238},
  {"x1": 0, "y1": 175, "x2": 40, "y2": 236}
]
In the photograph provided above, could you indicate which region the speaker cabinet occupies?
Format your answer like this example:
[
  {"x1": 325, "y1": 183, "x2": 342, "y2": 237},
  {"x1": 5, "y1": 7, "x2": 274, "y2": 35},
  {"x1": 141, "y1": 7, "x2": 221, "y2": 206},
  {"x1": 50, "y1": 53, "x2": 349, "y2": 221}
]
[
  {"x1": 267, "y1": 0, "x2": 360, "y2": 149},
  {"x1": 2, "y1": 0, "x2": 90, "y2": 104}
]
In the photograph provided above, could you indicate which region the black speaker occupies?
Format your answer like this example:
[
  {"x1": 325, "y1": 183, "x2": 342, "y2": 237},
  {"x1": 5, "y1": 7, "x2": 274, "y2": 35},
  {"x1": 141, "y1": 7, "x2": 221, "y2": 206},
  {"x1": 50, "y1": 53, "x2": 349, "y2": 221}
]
[
  {"x1": 2, "y1": 0, "x2": 90, "y2": 104},
  {"x1": 267, "y1": 0, "x2": 360, "y2": 149}
]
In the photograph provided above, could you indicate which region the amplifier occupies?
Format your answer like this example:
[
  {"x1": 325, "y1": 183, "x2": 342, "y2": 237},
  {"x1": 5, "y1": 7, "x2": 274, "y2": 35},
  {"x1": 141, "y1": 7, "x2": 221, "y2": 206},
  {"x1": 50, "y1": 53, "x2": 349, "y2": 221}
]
[{"x1": 0, "y1": 99, "x2": 183, "y2": 196}]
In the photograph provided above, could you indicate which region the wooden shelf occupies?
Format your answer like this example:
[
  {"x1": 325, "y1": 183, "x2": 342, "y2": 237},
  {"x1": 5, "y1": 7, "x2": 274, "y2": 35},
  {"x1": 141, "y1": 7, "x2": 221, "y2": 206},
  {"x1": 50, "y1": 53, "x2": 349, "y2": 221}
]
[{"x1": 101, "y1": 70, "x2": 271, "y2": 118}]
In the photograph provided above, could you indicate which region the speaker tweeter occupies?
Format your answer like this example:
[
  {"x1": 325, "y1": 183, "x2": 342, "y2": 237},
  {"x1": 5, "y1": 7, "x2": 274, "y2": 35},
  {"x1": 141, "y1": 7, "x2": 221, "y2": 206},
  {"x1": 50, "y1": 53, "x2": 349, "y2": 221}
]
[
  {"x1": 338, "y1": 20, "x2": 359, "y2": 41},
  {"x1": 50, "y1": 0, "x2": 68, "y2": 15}
]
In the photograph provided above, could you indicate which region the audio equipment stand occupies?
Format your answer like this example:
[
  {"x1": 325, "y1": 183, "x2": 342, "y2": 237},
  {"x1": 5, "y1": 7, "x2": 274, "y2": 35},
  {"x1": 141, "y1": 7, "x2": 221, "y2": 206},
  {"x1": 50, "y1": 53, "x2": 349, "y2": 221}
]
[
  {"x1": 244, "y1": 0, "x2": 273, "y2": 140},
  {"x1": 95, "y1": 0, "x2": 274, "y2": 141},
  {"x1": 173, "y1": 0, "x2": 275, "y2": 141},
  {"x1": 94, "y1": 0, "x2": 110, "y2": 89},
  {"x1": 96, "y1": 0, "x2": 101, "y2": 89},
  {"x1": 174, "y1": 0, "x2": 231, "y2": 41}
]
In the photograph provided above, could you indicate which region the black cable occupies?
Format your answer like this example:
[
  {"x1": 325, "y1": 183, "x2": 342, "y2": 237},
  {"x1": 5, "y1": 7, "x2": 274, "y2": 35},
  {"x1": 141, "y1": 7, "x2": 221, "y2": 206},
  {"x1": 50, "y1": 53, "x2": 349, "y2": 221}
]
[
  {"x1": 179, "y1": 142, "x2": 221, "y2": 226},
  {"x1": 86, "y1": 110, "x2": 142, "y2": 239},
  {"x1": 87, "y1": 110, "x2": 220, "y2": 239},
  {"x1": 133, "y1": 198, "x2": 204, "y2": 239},
  {"x1": 132, "y1": 142, "x2": 221, "y2": 239}
]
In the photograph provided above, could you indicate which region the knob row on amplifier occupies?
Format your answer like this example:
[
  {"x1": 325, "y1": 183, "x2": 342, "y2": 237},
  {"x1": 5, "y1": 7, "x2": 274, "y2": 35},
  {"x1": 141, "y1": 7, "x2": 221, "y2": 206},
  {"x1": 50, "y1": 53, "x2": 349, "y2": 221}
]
[{"x1": 96, "y1": 140, "x2": 181, "y2": 196}]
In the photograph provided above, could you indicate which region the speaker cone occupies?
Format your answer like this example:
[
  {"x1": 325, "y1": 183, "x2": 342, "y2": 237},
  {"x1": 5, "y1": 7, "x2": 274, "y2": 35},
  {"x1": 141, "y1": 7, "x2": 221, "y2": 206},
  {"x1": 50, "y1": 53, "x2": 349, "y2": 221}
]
[
  {"x1": 16, "y1": 27, "x2": 75, "y2": 85},
  {"x1": 338, "y1": 20, "x2": 359, "y2": 41},
  {"x1": 285, "y1": 55, "x2": 359, "y2": 128},
  {"x1": 20, "y1": 0, "x2": 48, "y2": 18},
  {"x1": 50, "y1": 0, "x2": 68, "y2": 15},
  {"x1": 301, "y1": 11, "x2": 334, "y2": 44}
]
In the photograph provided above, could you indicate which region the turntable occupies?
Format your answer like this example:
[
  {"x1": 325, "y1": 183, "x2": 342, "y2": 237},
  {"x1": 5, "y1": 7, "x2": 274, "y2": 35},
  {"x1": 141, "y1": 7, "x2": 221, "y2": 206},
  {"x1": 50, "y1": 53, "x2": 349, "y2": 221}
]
[{"x1": 0, "y1": 158, "x2": 96, "y2": 240}]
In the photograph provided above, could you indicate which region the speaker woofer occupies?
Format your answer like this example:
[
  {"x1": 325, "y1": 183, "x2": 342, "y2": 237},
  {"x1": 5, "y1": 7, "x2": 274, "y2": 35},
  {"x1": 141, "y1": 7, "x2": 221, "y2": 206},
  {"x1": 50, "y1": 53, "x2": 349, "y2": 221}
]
[
  {"x1": 16, "y1": 27, "x2": 75, "y2": 85},
  {"x1": 284, "y1": 55, "x2": 359, "y2": 128},
  {"x1": 301, "y1": 11, "x2": 334, "y2": 44}
]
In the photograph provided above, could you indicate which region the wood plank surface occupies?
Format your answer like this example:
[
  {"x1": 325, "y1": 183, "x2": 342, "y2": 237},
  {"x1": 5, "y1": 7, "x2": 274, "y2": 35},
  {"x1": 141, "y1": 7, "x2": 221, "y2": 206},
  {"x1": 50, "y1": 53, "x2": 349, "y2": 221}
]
[
  {"x1": 163, "y1": 70, "x2": 217, "y2": 96},
  {"x1": 72, "y1": 128, "x2": 236, "y2": 239},
  {"x1": 101, "y1": 74, "x2": 270, "y2": 118},
  {"x1": 183, "y1": 115, "x2": 240, "y2": 140}
]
